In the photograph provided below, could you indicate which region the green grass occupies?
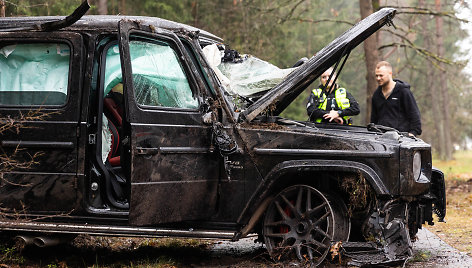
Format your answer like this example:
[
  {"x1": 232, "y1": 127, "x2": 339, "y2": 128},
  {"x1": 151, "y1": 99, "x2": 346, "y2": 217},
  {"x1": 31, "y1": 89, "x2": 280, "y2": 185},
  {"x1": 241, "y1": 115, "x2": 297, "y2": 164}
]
[
  {"x1": 429, "y1": 150, "x2": 472, "y2": 256},
  {"x1": 0, "y1": 244, "x2": 25, "y2": 265},
  {"x1": 433, "y1": 150, "x2": 472, "y2": 180},
  {"x1": 410, "y1": 250, "x2": 432, "y2": 262}
]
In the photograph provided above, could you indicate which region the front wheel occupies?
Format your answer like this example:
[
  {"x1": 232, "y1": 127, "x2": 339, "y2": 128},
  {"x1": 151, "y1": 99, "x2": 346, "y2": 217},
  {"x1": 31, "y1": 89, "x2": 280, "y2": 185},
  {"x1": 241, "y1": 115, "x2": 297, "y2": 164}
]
[{"x1": 262, "y1": 185, "x2": 350, "y2": 265}]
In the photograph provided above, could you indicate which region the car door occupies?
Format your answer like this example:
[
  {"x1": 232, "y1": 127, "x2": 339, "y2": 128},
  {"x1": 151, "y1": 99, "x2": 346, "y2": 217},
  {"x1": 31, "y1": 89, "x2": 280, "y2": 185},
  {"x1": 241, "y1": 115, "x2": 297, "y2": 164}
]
[
  {"x1": 117, "y1": 21, "x2": 219, "y2": 225},
  {"x1": 0, "y1": 32, "x2": 82, "y2": 213}
]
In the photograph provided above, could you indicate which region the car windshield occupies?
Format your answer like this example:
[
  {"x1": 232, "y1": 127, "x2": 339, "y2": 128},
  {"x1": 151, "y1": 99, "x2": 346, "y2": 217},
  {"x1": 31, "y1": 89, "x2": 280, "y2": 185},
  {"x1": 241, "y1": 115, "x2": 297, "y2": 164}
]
[{"x1": 202, "y1": 44, "x2": 296, "y2": 110}]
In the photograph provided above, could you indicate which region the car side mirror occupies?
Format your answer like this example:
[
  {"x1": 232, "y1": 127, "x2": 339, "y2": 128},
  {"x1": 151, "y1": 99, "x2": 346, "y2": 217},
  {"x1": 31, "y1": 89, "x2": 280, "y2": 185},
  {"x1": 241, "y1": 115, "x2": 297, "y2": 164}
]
[{"x1": 212, "y1": 122, "x2": 238, "y2": 155}]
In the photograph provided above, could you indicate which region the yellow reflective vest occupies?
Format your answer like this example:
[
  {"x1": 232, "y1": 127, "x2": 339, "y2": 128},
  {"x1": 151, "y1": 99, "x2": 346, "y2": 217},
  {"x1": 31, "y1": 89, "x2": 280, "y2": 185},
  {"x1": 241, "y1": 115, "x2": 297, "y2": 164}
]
[{"x1": 311, "y1": 87, "x2": 351, "y2": 123}]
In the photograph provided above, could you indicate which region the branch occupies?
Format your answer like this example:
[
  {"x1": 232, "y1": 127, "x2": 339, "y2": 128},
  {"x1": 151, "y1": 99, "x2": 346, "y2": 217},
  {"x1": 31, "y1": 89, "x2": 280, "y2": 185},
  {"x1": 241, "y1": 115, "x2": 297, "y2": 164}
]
[
  {"x1": 4, "y1": 0, "x2": 48, "y2": 8},
  {"x1": 277, "y1": 0, "x2": 307, "y2": 24},
  {"x1": 290, "y1": 17, "x2": 355, "y2": 26},
  {"x1": 0, "y1": 108, "x2": 55, "y2": 134},
  {"x1": 381, "y1": 5, "x2": 470, "y2": 23},
  {"x1": 378, "y1": 42, "x2": 464, "y2": 72},
  {"x1": 379, "y1": 27, "x2": 460, "y2": 67}
]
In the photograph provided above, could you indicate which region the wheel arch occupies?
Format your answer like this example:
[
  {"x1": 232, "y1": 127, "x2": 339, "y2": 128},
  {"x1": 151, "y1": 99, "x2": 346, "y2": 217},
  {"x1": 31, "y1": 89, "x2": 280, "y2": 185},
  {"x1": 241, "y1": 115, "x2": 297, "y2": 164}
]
[{"x1": 234, "y1": 159, "x2": 389, "y2": 239}]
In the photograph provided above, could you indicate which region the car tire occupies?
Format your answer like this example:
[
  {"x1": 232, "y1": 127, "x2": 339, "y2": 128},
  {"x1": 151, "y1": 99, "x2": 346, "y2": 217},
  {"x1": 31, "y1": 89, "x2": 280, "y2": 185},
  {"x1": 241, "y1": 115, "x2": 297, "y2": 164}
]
[{"x1": 262, "y1": 184, "x2": 350, "y2": 265}]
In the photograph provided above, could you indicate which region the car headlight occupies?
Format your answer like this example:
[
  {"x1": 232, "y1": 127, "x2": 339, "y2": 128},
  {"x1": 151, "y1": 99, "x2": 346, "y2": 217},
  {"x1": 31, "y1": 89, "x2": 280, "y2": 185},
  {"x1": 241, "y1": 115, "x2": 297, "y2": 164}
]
[{"x1": 413, "y1": 151, "x2": 422, "y2": 182}]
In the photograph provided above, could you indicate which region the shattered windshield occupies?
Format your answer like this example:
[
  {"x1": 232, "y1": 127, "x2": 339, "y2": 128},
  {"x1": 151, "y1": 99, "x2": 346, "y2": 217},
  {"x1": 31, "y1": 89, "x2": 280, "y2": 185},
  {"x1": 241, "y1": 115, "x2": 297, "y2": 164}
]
[{"x1": 202, "y1": 44, "x2": 296, "y2": 110}]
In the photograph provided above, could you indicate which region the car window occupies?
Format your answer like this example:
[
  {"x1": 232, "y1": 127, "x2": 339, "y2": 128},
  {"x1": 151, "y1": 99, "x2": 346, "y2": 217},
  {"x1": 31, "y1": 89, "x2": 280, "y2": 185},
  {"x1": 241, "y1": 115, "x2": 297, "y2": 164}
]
[
  {"x1": 103, "y1": 40, "x2": 198, "y2": 109},
  {"x1": 129, "y1": 40, "x2": 198, "y2": 109},
  {"x1": 0, "y1": 43, "x2": 70, "y2": 106}
]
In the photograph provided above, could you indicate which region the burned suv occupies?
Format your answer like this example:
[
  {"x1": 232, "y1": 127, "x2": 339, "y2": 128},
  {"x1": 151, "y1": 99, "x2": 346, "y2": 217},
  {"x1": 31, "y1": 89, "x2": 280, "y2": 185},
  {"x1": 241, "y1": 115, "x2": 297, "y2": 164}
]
[{"x1": 0, "y1": 1, "x2": 445, "y2": 266}]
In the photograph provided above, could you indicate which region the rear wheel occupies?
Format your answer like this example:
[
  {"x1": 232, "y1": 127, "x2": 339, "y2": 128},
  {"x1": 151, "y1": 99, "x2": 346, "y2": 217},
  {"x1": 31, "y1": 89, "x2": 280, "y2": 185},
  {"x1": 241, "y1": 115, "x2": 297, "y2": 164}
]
[{"x1": 263, "y1": 185, "x2": 350, "y2": 265}]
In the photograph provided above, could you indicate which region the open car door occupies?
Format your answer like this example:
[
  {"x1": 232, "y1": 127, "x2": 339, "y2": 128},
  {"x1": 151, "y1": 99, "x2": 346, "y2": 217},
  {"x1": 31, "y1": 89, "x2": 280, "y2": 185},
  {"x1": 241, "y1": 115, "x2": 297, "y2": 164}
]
[{"x1": 117, "y1": 20, "x2": 219, "y2": 225}]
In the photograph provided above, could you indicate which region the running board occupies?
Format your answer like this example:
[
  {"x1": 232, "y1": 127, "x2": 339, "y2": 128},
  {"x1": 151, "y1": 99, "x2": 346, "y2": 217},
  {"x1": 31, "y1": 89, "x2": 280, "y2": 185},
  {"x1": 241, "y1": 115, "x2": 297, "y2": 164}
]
[{"x1": 0, "y1": 221, "x2": 236, "y2": 239}]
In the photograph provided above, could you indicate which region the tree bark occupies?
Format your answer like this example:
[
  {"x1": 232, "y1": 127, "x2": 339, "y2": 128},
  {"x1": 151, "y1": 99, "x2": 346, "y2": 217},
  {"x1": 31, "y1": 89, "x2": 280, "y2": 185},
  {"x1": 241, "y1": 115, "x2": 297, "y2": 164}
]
[
  {"x1": 1, "y1": 0, "x2": 5, "y2": 17},
  {"x1": 359, "y1": 0, "x2": 379, "y2": 124},
  {"x1": 120, "y1": 0, "x2": 126, "y2": 15},
  {"x1": 98, "y1": 0, "x2": 108, "y2": 15},
  {"x1": 372, "y1": 0, "x2": 381, "y2": 57},
  {"x1": 435, "y1": 0, "x2": 453, "y2": 160},
  {"x1": 420, "y1": 0, "x2": 442, "y2": 155},
  {"x1": 192, "y1": 0, "x2": 199, "y2": 27}
]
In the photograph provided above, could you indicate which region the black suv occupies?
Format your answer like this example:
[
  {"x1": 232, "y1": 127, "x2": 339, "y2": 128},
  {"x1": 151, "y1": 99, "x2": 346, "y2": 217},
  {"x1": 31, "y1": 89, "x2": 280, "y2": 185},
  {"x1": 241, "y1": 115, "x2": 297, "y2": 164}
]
[{"x1": 0, "y1": 1, "x2": 445, "y2": 266}]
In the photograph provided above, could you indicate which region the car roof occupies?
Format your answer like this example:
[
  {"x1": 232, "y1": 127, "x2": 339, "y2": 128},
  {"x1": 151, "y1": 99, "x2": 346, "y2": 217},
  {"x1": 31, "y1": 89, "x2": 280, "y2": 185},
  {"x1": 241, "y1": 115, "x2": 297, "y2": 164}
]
[{"x1": 0, "y1": 15, "x2": 223, "y2": 43}]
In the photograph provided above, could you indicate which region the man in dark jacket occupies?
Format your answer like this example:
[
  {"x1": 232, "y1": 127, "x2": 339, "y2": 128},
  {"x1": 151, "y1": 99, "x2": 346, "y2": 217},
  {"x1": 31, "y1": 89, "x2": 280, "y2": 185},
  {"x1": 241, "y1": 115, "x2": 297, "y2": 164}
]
[
  {"x1": 371, "y1": 61, "x2": 422, "y2": 136},
  {"x1": 307, "y1": 67, "x2": 360, "y2": 124}
]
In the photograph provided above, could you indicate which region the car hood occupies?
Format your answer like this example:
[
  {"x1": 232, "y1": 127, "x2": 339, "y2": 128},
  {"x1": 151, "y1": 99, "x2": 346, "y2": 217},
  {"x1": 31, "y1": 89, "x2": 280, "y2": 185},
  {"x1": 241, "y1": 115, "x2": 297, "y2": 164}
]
[{"x1": 240, "y1": 8, "x2": 396, "y2": 122}]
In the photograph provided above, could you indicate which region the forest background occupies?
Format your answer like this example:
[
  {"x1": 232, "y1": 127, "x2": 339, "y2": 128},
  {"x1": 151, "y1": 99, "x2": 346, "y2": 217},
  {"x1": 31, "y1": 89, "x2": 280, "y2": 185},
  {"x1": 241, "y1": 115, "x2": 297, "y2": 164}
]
[{"x1": 1, "y1": 0, "x2": 471, "y2": 160}]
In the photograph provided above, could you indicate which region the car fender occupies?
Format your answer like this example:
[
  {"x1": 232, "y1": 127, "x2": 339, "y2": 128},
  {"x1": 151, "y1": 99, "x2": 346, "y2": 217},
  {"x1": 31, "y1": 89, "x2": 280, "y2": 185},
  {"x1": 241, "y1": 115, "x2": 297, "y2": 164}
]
[{"x1": 234, "y1": 159, "x2": 389, "y2": 239}]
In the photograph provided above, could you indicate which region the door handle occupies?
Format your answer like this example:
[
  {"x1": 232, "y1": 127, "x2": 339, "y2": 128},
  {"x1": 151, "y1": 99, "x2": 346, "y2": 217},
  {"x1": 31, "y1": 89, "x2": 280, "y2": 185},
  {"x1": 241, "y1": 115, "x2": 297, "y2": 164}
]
[{"x1": 136, "y1": 148, "x2": 159, "y2": 155}]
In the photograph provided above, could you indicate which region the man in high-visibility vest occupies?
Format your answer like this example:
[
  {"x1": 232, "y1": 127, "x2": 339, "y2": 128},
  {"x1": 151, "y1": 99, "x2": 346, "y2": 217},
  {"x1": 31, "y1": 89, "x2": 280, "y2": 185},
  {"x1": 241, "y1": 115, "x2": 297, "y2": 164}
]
[{"x1": 306, "y1": 67, "x2": 360, "y2": 124}]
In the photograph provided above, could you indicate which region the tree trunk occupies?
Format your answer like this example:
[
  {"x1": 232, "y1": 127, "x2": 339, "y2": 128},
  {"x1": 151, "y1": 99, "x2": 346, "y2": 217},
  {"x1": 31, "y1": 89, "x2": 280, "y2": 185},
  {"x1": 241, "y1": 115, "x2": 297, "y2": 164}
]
[
  {"x1": 120, "y1": 0, "x2": 126, "y2": 15},
  {"x1": 372, "y1": 0, "x2": 381, "y2": 57},
  {"x1": 192, "y1": 0, "x2": 199, "y2": 27},
  {"x1": 435, "y1": 0, "x2": 453, "y2": 160},
  {"x1": 98, "y1": 0, "x2": 108, "y2": 15},
  {"x1": 359, "y1": 0, "x2": 379, "y2": 124},
  {"x1": 1, "y1": 0, "x2": 5, "y2": 17},
  {"x1": 420, "y1": 0, "x2": 442, "y2": 155}
]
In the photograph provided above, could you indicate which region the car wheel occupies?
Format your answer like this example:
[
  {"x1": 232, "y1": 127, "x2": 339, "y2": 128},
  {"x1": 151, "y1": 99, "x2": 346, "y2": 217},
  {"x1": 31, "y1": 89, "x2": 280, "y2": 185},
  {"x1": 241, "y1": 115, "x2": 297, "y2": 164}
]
[{"x1": 262, "y1": 184, "x2": 350, "y2": 265}]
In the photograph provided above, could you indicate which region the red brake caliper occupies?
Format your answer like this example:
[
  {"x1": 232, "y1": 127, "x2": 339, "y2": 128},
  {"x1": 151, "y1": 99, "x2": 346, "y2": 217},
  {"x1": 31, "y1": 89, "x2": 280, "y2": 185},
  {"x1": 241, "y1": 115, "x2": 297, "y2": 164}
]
[{"x1": 280, "y1": 200, "x2": 295, "y2": 233}]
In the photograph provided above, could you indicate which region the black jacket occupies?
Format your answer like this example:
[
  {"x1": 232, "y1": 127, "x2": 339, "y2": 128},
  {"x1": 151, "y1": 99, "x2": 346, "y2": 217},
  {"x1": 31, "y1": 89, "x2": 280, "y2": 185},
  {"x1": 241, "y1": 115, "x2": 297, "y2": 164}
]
[
  {"x1": 370, "y1": 79, "x2": 422, "y2": 136},
  {"x1": 306, "y1": 85, "x2": 360, "y2": 124}
]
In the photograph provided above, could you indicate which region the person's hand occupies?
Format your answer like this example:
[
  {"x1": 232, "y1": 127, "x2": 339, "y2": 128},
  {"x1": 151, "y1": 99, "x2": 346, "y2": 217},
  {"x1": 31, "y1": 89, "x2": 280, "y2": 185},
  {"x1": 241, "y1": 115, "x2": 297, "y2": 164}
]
[
  {"x1": 333, "y1": 117, "x2": 344, "y2": 124},
  {"x1": 323, "y1": 110, "x2": 343, "y2": 124}
]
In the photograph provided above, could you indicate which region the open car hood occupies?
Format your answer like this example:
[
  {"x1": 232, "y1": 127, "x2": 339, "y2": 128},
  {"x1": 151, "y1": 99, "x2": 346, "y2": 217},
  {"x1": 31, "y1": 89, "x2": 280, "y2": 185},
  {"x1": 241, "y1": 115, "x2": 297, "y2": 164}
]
[{"x1": 241, "y1": 8, "x2": 396, "y2": 122}]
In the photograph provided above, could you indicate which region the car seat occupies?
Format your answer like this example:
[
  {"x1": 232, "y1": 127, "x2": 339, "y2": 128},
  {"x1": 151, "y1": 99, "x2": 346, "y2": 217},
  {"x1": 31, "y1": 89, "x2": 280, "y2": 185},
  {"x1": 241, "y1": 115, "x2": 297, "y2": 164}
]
[
  {"x1": 104, "y1": 96, "x2": 122, "y2": 127},
  {"x1": 106, "y1": 118, "x2": 121, "y2": 166}
]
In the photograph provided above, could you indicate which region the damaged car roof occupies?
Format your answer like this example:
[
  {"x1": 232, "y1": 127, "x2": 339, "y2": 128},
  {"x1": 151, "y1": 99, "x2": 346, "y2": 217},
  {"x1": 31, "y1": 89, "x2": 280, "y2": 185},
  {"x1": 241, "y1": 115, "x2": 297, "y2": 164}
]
[
  {"x1": 241, "y1": 8, "x2": 396, "y2": 122},
  {"x1": 0, "y1": 15, "x2": 223, "y2": 43}
]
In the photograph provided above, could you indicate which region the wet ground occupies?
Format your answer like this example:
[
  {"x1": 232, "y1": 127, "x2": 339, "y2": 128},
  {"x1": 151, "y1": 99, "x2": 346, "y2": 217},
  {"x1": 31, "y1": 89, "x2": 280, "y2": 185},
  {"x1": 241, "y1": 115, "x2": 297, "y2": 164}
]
[
  {"x1": 408, "y1": 228, "x2": 472, "y2": 267},
  {"x1": 2, "y1": 228, "x2": 471, "y2": 267},
  {"x1": 205, "y1": 228, "x2": 472, "y2": 267}
]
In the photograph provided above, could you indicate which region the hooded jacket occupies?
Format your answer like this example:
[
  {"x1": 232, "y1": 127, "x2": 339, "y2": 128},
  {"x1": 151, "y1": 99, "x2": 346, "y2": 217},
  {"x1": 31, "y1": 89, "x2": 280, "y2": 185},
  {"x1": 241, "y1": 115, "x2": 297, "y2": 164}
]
[{"x1": 370, "y1": 79, "x2": 422, "y2": 136}]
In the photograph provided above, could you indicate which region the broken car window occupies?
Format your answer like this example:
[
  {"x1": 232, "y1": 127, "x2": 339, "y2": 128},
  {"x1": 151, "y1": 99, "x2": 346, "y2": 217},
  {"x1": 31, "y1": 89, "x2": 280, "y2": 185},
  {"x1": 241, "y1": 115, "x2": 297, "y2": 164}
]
[
  {"x1": 130, "y1": 40, "x2": 198, "y2": 109},
  {"x1": 218, "y1": 55, "x2": 295, "y2": 97},
  {"x1": 0, "y1": 43, "x2": 70, "y2": 106},
  {"x1": 202, "y1": 44, "x2": 295, "y2": 111},
  {"x1": 103, "y1": 40, "x2": 198, "y2": 109}
]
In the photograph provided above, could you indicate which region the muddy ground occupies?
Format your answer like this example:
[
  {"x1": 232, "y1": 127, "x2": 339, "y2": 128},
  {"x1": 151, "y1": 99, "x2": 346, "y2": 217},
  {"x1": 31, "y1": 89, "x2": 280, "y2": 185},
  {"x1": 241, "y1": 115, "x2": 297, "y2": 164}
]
[
  {"x1": 1, "y1": 180, "x2": 471, "y2": 267},
  {"x1": 1, "y1": 228, "x2": 471, "y2": 267}
]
